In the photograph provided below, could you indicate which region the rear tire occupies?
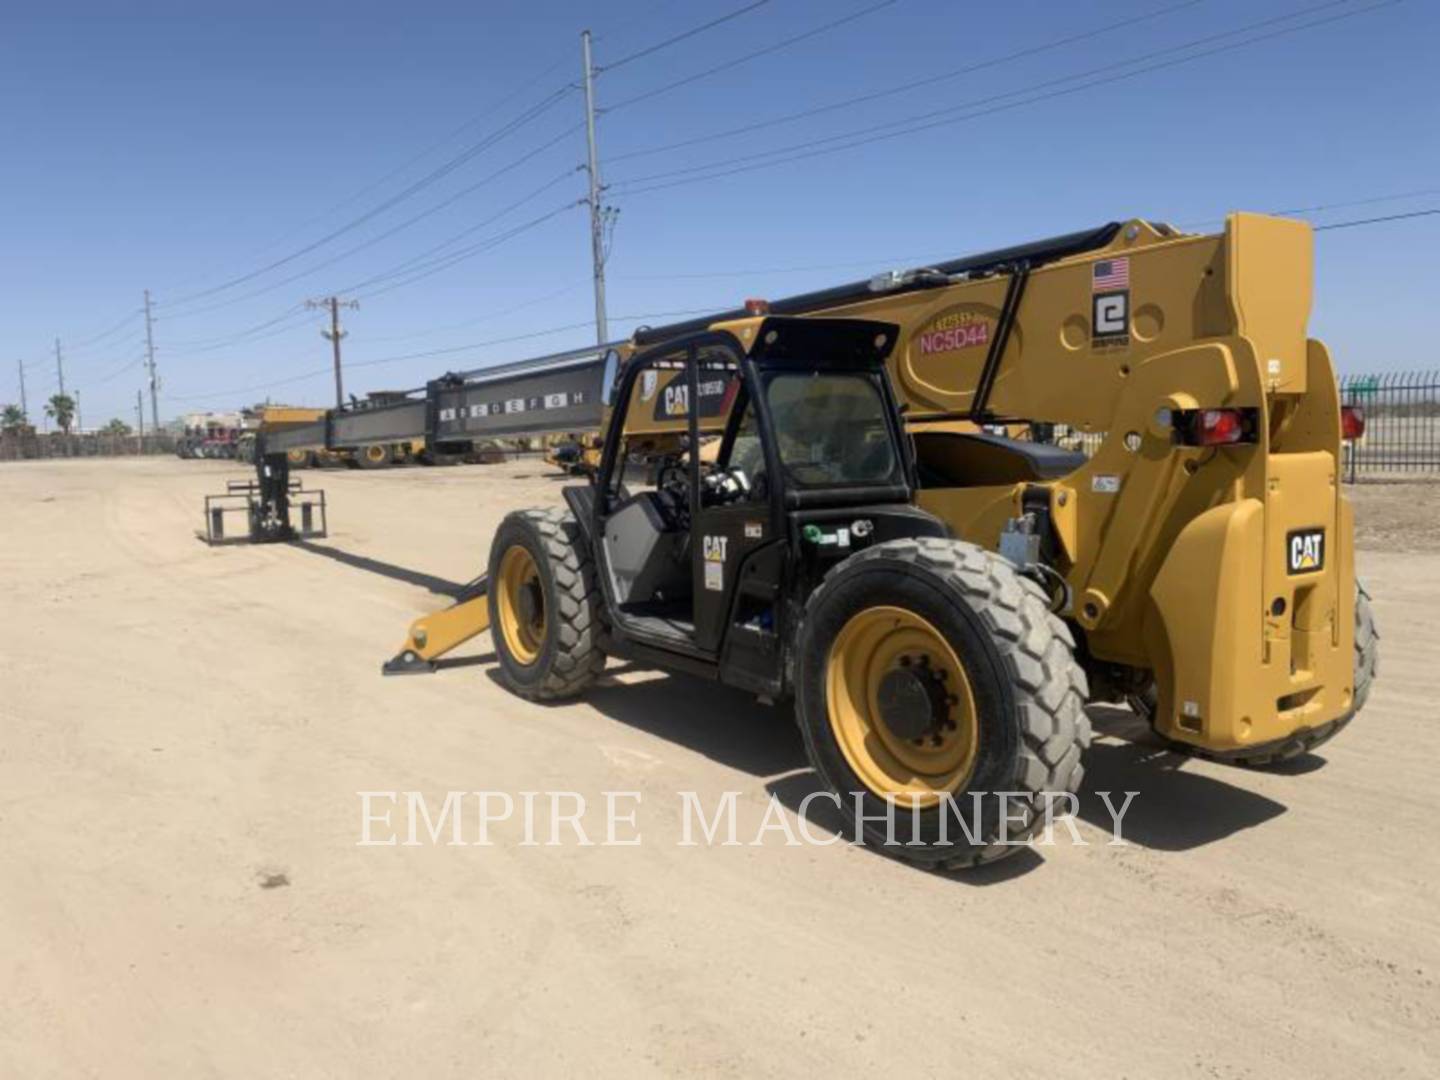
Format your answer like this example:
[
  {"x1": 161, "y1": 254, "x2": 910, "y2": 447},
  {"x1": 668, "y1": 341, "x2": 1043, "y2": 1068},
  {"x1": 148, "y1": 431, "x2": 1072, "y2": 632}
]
[
  {"x1": 488, "y1": 508, "x2": 605, "y2": 700},
  {"x1": 795, "y1": 537, "x2": 1091, "y2": 870}
]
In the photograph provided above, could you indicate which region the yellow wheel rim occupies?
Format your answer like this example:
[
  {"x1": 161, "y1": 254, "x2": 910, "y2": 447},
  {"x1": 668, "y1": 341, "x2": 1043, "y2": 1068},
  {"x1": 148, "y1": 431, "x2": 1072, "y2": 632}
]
[
  {"x1": 497, "y1": 544, "x2": 546, "y2": 665},
  {"x1": 825, "y1": 605, "x2": 979, "y2": 809},
  {"x1": 365, "y1": 444, "x2": 387, "y2": 463}
]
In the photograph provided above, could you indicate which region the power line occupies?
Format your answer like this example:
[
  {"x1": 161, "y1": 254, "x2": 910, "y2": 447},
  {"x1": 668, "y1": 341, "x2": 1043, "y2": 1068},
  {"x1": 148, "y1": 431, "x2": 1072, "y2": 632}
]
[
  {"x1": 610, "y1": 0, "x2": 1396, "y2": 196},
  {"x1": 344, "y1": 202, "x2": 582, "y2": 300},
  {"x1": 596, "y1": 1, "x2": 684, "y2": 44},
  {"x1": 1314, "y1": 207, "x2": 1440, "y2": 230},
  {"x1": 163, "y1": 307, "x2": 720, "y2": 404},
  {"x1": 158, "y1": 197, "x2": 1432, "y2": 409},
  {"x1": 92, "y1": 354, "x2": 146, "y2": 385},
  {"x1": 615, "y1": 250, "x2": 956, "y2": 281},
  {"x1": 68, "y1": 309, "x2": 142, "y2": 350},
  {"x1": 244, "y1": 54, "x2": 575, "y2": 258},
  {"x1": 599, "y1": 0, "x2": 770, "y2": 72},
  {"x1": 365, "y1": 280, "x2": 589, "y2": 343},
  {"x1": 337, "y1": 172, "x2": 580, "y2": 293},
  {"x1": 608, "y1": 0, "x2": 1207, "y2": 163},
  {"x1": 65, "y1": 327, "x2": 146, "y2": 357},
  {"x1": 1180, "y1": 185, "x2": 1440, "y2": 229},
  {"x1": 158, "y1": 83, "x2": 577, "y2": 311},
  {"x1": 161, "y1": 154, "x2": 580, "y2": 320},
  {"x1": 605, "y1": 0, "x2": 902, "y2": 114},
  {"x1": 149, "y1": 181, "x2": 581, "y2": 362},
  {"x1": 163, "y1": 305, "x2": 312, "y2": 351}
]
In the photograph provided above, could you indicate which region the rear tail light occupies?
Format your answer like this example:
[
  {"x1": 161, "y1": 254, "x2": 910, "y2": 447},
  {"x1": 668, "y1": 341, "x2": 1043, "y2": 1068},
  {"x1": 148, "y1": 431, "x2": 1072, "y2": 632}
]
[
  {"x1": 1196, "y1": 408, "x2": 1244, "y2": 445},
  {"x1": 1174, "y1": 408, "x2": 1257, "y2": 447},
  {"x1": 1341, "y1": 405, "x2": 1366, "y2": 440}
]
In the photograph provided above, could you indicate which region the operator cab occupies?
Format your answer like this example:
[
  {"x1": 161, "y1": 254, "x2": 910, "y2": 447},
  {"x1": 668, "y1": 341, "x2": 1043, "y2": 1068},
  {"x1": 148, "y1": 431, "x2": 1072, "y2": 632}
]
[{"x1": 575, "y1": 316, "x2": 945, "y2": 695}]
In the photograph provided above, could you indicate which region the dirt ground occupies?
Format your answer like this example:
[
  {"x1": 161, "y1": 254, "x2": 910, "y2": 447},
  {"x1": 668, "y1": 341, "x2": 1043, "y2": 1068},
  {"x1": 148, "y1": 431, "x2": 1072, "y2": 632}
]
[
  {"x1": 2, "y1": 457, "x2": 1436, "y2": 1079},
  {"x1": 1346, "y1": 481, "x2": 1440, "y2": 554}
]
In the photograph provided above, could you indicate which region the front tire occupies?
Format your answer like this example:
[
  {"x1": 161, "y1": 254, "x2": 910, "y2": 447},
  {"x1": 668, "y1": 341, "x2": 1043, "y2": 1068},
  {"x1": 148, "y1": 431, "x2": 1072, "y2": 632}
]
[
  {"x1": 795, "y1": 537, "x2": 1091, "y2": 870},
  {"x1": 488, "y1": 508, "x2": 605, "y2": 700}
]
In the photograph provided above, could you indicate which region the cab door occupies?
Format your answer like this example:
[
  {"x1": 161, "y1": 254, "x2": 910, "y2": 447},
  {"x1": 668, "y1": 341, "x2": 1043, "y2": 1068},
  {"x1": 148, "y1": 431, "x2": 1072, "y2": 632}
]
[{"x1": 690, "y1": 378, "x2": 784, "y2": 667}]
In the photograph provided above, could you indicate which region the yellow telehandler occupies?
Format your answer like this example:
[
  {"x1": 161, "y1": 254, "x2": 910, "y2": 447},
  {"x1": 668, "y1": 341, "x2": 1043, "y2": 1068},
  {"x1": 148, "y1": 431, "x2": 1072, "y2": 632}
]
[{"x1": 231, "y1": 211, "x2": 1376, "y2": 868}]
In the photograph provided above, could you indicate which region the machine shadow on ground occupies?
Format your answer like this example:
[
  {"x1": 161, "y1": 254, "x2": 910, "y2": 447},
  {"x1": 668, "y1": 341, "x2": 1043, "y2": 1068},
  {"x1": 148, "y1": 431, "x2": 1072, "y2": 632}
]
[
  {"x1": 290, "y1": 539, "x2": 475, "y2": 599},
  {"x1": 296, "y1": 539, "x2": 1299, "y2": 874},
  {"x1": 527, "y1": 665, "x2": 1298, "y2": 882}
]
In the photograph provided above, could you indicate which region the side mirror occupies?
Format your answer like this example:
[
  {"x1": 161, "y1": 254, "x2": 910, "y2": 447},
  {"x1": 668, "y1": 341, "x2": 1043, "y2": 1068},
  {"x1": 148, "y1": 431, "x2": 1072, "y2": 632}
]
[{"x1": 600, "y1": 349, "x2": 621, "y2": 407}]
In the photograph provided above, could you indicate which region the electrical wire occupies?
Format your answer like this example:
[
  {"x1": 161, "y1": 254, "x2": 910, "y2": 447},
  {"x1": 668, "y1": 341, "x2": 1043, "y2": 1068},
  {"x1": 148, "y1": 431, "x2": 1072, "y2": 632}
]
[
  {"x1": 249, "y1": 55, "x2": 574, "y2": 255},
  {"x1": 162, "y1": 305, "x2": 311, "y2": 350},
  {"x1": 67, "y1": 309, "x2": 142, "y2": 350},
  {"x1": 346, "y1": 202, "x2": 582, "y2": 300},
  {"x1": 1181, "y1": 186, "x2": 1440, "y2": 229},
  {"x1": 608, "y1": 0, "x2": 1207, "y2": 163},
  {"x1": 610, "y1": 0, "x2": 1396, "y2": 195},
  {"x1": 600, "y1": 1, "x2": 771, "y2": 72},
  {"x1": 92, "y1": 355, "x2": 146, "y2": 385},
  {"x1": 605, "y1": 0, "x2": 900, "y2": 113},
  {"x1": 366, "y1": 280, "x2": 590, "y2": 343},
  {"x1": 158, "y1": 84, "x2": 577, "y2": 311},
  {"x1": 164, "y1": 306, "x2": 720, "y2": 403},
  {"x1": 1314, "y1": 207, "x2": 1440, "y2": 230},
  {"x1": 162, "y1": 156, "x2": 580, "y2": 320}
]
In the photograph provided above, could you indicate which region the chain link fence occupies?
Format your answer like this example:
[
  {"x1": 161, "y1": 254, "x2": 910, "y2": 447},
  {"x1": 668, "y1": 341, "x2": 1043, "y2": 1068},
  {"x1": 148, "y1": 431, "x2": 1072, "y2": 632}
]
[
  {"x1": 1339, "y1": 371, "x2": 1440, "y2": 481},
  {"x1": 0, "y1": 431, "x2": 177, "y2": 461}
]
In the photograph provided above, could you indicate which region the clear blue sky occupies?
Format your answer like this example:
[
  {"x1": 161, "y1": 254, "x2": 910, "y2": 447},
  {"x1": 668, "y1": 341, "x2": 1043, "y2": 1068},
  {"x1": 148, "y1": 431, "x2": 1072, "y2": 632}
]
[{"x1": 2, "y1": 0, "x2": 1436, "y2": 427}]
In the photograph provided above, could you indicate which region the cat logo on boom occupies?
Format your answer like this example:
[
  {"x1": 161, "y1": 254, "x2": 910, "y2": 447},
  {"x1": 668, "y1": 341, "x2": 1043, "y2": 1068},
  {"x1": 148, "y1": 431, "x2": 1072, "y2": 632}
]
[{"x1": 1287, "y1": 528, "x2": 1325, "y2": 574}]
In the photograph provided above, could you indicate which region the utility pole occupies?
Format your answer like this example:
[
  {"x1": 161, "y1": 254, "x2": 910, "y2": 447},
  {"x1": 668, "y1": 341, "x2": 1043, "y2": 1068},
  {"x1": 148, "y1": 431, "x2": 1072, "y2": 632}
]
[
  {"x1": 54, "y1": 338, "x2": 65, "y2": 396},
  {"x1": 143, "y1": 289, "x2": 160, "y2": 433},
  {"x1": 307, "y1": 296, "x2": 358, "y2": 409},
  {"x1": 17, "y1": 359, "x2": 27, "y2": 422},
  {"x1": 581, "y1": 30, "x2": 612, "y2": 347}
]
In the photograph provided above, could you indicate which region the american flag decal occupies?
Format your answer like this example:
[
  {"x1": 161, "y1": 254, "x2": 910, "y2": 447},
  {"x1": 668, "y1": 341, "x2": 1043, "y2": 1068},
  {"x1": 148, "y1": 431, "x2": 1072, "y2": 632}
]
[{"x1": 1092, "y1": 257, "x2": 1130, "y2": 292}]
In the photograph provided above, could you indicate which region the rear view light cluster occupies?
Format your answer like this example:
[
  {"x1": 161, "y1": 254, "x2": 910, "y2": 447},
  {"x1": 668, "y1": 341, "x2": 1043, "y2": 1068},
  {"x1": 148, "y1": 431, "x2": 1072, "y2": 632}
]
[
  {"x1": 1173, "y1": 408, "x2": 1258, "y2": 447},
  {"x1": 1341, "y1": 405, "x2": 1366, "y2": 441}
]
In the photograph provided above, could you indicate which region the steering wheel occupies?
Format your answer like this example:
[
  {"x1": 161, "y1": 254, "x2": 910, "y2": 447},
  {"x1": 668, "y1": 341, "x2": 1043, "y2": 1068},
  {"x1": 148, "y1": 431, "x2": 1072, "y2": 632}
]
[{"x1": 656, "y1": 460, "x2": 689, "y2": 498}]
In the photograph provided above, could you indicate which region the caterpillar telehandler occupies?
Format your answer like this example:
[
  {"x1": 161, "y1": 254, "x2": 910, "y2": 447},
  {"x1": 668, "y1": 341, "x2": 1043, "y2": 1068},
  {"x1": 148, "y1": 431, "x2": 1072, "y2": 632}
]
[{"x1": 230, "y1": 211, "x2": 1376, "y2": 869}]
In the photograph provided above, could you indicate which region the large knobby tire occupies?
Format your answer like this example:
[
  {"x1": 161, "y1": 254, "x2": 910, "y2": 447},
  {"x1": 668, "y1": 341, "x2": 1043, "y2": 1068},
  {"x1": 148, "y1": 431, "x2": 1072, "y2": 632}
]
[
  {"x1": 356, "y1": 443, "x2": 392, "y2": 470},
  {"x1": 1236, "y1": 579, "x2": 1379, "y2": 765},
  {"x1": 1134, "y1": 580, "x2": 1379, "y2": 766},
  {"x1": 795, "y1": 537, "x2": 1092, "y2": 870},
  {"x1": 488, "y1": 508, "x2": 605, "y2": 700}
]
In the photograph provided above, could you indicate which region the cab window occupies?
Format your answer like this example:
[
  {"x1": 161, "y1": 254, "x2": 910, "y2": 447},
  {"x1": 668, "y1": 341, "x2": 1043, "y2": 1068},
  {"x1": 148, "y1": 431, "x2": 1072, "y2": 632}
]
[{"x1": 765, "y1": 373, "x2": 899, "y2": 489}]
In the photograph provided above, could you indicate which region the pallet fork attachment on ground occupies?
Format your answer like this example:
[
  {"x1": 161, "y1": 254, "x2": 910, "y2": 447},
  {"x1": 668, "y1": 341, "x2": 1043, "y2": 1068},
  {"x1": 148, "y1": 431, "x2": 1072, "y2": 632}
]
[
  {"x1": 382, "y1": 576, "x2": 491, "y2": 675},
  {"x1": 199, "y1": 452, "x2": 327, "y2": 545}
]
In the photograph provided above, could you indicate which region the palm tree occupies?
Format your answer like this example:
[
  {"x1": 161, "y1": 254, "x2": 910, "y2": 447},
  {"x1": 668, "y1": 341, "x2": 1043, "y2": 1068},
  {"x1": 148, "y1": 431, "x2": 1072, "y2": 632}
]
[
  {"x1": 45, "y1": 393, "x2": 76, "y2": 434},
  {"x1": 1, "y1": 403, "x2": 25, "y2": 432}
]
